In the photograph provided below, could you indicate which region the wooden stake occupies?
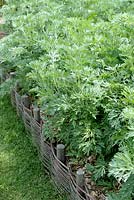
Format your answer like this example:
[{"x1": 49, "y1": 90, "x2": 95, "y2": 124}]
[
  {"x1": 76, "y1": 168, "x2": 85, "y2": 197},
  {"x1": 15, "y1": 81, "x2": 20, "y2": 92},
  {"x1": 10, "y1": 72, "x2": 16, "y2": 78},
  {"x1": 33, "y1": 107, "x2": 40, "y2": 123},
  {"x1": 57, "y1": 144, "x2": 65, "y2": 164},
  {"x1": 21, "y1": 95, "x2": 30, "y2": 108},
  {"x1": 76, "y1": 168, "x2": 85, "y2": 188}
]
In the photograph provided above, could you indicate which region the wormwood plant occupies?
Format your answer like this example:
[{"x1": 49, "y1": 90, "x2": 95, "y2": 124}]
[
  {"x1": 0, "y1": 0, "x2": 134, "y2": 199},
  {"x1": 107, "y1": 174, "x2": 134, "y2": 200}
]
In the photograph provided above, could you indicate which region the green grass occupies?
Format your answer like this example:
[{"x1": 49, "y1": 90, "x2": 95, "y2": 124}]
[{"x1": 0, "y1": 96, "x2": 65, "y2": 200}]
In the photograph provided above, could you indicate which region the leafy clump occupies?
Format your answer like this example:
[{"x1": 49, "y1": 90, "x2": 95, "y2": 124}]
[
  {"x1": 0, "y1": 0, "x2": 134, "y2": 198},
  {"x1": 107, "y1": 174, "x2": 134, "y2": 200}
]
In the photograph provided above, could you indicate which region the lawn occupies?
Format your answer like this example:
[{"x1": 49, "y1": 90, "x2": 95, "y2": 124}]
[{"x1": 0, "y1": 95, "x2": 65, "y2": 200}]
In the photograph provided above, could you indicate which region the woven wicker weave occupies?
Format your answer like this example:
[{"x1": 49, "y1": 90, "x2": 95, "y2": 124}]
[{"x1": 11, "y1": 89, "x2": 95, "y2": 200}]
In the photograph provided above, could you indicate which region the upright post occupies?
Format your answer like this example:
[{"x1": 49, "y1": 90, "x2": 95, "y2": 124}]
[
  {"x1": 57, "y1": 144, "x2": 65, "y2": 164},
  {"x1": 33, "y1": 107, "x2": 41, "y2": 123},
  {"x1": 21, "y1": 95, "x2": 30, "y2": 108},
  {"x1": 15, "y1": 81, "x2": 20, "y2": 92},
  {"x1": 0, "y1": 70, "x2": 6, "y2": 82},
  {"x1": 76, "y1": 168, "x2": 85, "y2": 197},
  {"x1": 10, "y1": 72, "x2": 16, "y2": 78}
]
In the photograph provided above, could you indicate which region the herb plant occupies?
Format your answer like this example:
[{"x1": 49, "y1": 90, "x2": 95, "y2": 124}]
[{"x1": 0, "y1": 0, "x2": 134, "y2": 198}]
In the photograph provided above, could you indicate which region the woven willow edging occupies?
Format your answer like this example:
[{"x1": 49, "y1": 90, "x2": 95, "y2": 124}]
[{"x1": 10, "y1": 88, "x2": 95, "y2": 200}]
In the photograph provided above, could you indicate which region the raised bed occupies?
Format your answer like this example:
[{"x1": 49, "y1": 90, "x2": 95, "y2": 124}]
[{"x1": 10, "y1": 86, "x2": 95, "y2": 200}]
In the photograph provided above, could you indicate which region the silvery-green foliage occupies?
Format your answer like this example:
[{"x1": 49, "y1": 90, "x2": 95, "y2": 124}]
[{"x1": 1, "y1": 0, "x2": 134, "y2": 196}]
